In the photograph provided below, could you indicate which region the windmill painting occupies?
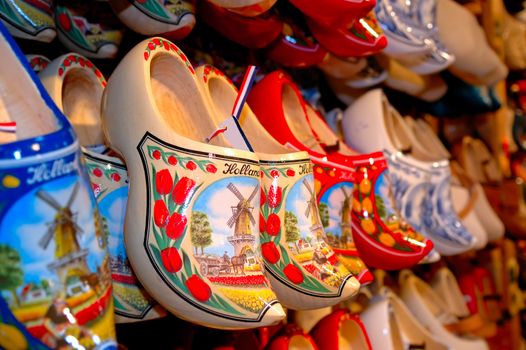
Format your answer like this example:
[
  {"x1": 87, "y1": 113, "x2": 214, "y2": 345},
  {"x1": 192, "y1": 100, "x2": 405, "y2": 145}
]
[
  {"x1": 339, "y1": 187, "x2": 353, "y2": 246},
  {"x1": 318, "y1": 182, "x2": 356, "y2": 249}
]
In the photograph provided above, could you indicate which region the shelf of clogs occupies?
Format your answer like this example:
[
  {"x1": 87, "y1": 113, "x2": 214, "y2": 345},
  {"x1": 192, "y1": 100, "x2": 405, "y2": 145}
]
[{"x1": 1, "y1": 0, "x2": 526, "y2": 349}]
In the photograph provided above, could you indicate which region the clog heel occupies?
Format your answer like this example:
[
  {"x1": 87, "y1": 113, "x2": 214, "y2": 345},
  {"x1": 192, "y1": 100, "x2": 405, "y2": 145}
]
[
  {"x1": 39, "y1": 53, "x2": 167, "y2": 323},
  {"x1": 196, "y1": 64, "x2": 360, "y2": 310},
  {"x1": 310, "y1": 309, "x2": 373, "y2": 349},
  {"x1": 0, "y1": 22, "x2": 117, "y2": 348},
  {"x1": 101, "y1": 37, "x2": 285, "y2": 329},
  {"x1": 247, "y1": 71, "x2": 372, "y2": 283},
  {"x1": 361, "y1": 287, "x2": 448, "y2": 350}
]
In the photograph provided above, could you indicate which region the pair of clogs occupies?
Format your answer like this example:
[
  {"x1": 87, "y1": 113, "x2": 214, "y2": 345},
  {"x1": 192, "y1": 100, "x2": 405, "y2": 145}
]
[{"x1": 343, "y1": 89, "x2": 504, "y2": 255}]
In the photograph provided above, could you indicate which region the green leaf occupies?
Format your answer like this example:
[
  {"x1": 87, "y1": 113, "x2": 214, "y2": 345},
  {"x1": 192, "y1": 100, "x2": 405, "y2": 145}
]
[
  {"x1": 151, "y1": 224, "x2": 165, "y2": 250},
  {"x1": 183, "y1": 250, "x2": 193, "y2": 278},
  {"x1": 275, "y1": 185, "x2": 289, "y2": 212},
  {"x1": 151, "y1": 164, "x2": 160, "y2": 201},
  {"x1": 279, "y1": 245, "x2": 290, "y2": 265}
]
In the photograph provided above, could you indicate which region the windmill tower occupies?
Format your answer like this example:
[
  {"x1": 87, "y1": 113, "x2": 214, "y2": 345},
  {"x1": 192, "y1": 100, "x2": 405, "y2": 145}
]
[
  {"x1": 226, "y1": 183, "x2": 258, "y2": 256},
  {"x1": 36, "y1": 182, "x2": 90, "y2": 291},
  {"x1": 340, "y1": 187, "x2": 352, "y2": 244},
  {"x1": 303, "y1": 179, "x2": 324, "y2": 239}
]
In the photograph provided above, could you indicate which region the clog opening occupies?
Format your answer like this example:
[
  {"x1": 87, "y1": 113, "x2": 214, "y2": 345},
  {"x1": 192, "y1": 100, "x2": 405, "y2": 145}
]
[
  {"x1": 415, "y1": 278, "x2": 453, "y2": 322},
  {"x1": 305, "y1": 105, "x2": 358, "y2": 155},
  {"x1": 289, "y1": 335, "x2": 316, "y2": 350},
  {"x1": 381, "y1": 96, "x2": 413, "y2": 153},
  {"x1": 281, "y1": 84, "x2": 325, "y2": 153},
  {"x1": 150, "y1": 54, "x2": 228, "y2": 147},
  {"x1": 207, "y1": 75, "x2": 288, "y2": 154},
  {"x1": 338, "y1": 318, "x2": 370, "y2": 349},
  {"x1": 387, "y1": 303, "x2": 405, "y2": 349},
  {"x1": 404, "y1": 117, "x2": 448, "y2": 162},
  {"x1": 62, "y1": 67, "x2": 105, "y2": 146},
  {"x1": 414, "y1": 118, "x2": 451, "y2": 159},
  {"x1": 0, "y1": 37, "x2": 57, "y2": 144}
]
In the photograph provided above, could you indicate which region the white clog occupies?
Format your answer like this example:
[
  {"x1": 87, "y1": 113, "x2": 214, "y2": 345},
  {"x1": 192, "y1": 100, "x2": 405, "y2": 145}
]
[{"x1": 102, "y1": 37, "x2": 285, "y2": 328}]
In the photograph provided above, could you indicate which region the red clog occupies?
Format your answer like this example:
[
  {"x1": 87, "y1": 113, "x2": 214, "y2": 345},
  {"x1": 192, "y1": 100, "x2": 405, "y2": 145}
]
[
  {"x1": 265, "y1": 324, "x2": 319, "y2": 350},
  {"x1": 310, "y1": 309, "x2": 372, "y2": 349},
  {"x1": 199, "y1": 0, "x2": 281, "y2": 48},
  {"x1": 266, "y1": 20, "x2": 328, "y2": 68},
  {"x1": 289, "y1": 0, "x2": 376, "y2": 27},
  {"x1": 248, "y1": 71, "x2": 433, "y2": 271},
  {"x1": 307, "y1": 12, "x2": 387, "y2": 57}
]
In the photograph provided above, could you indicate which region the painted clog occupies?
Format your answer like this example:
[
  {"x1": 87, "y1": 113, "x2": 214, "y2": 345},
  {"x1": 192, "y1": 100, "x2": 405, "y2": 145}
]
[
  {"x1": 196, "y1": 64, "x2": 360, "y2": 310},
  {"x1": 289, "y1": 0, "x2": 376, "y2": 28},
  {"x1": 108, "y1": 0, "x2": 195, "y2": 39},
  {"x1": 247, "y1": 71, "x2": 373, "y2": 283},
  {"x1": 0, "y1": 22, "x2": 117, "y2": 348},
  {"x1": 400, "y1": 270, "x2": 490, "y2": 350},
  {"x1": 26, "y1": 54, "x2": 51, "y2": 73},
  {"x1": 343, "y1": 89, "x2": 477, "y2": 255},
  {"x1": 55, "y1": 4, "x2": 123, "y2": 59},
  {"x1": 199, "y1": 0, "x2": 281, "y2": 49},
  {"x1": 305, "y1": 106, "x2": 434, "y2": 269},
  {"x1": 307, "y1": 12, "x2": 387, "y2": 58},
  {"x1": 0, "y1": 0, "x2": 55, "y2": 42},
  {"x1": 265, "y1": 324, "x2": 318, "y2": 350},
  {"x1": 101, "y1": 37, "x2": 285, "y2": 328},
  {"x1": 266, "y1": 20, "x2": 327, "y2": 68},
  {"x1": 208, "y1": 0, "x2": 277, "y2": 17},
  {"x1": 310, "y1": 309, "x2": 372, "y2": 349},
  {"x1": 39, "y1": 53, "x2": 167, "y2": 323},
  {"x1": 361, "y1": 287, "x2": 448, "y2": 350}
]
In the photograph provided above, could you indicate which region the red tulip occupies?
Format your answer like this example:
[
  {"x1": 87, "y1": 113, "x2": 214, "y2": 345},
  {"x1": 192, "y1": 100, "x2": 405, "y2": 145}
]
[
  {"x1": 57, "y1": 13, "x2": 71, "y2": 31},
  {"x1": 172, "y1": 177, "x2": 196, "y2": 205},
  {"x1": 206, "y1": 164, "x2": 217, "y2": 173},
  {"x1": 154, "y1": 200, "x2": 169, "y2": 227},
  {"x1": 111, "y1": 173, "x2": 121, "y2": 182},
  {"x1": 267, "y1": 185, "x2": 282, "y2": 208},
  {"x1": 270, "y1": 169, "x2": 279, "y2": 178},
  {"x1": 186, "y1": 275, "x2": 212, "y2": 302},
  {"x1": 161, "y1": 247, "x2": 182, "y2": 273},
  {"x1": 259, "y1": 213, "x2": 266, "y2": 233},
  {"x1": 260, "y1": 188, "x2": 266, "y2": 206},
  {"x1": 186, "y1": 161, "x2": 197, "y2": 170},
  {"x1": 266, "y1": 214, "x2": 280, "y2": 236},
  {"x1": 155, "y1": 169, "x2": 173, "y2": 195},
  {"x1": 286, "y1": 169, "x2": 295, "y2": 177},
  {"x1": 168, "y1": 156, "x2": 177, "y2": 165},
  {"x1": 152, "y1": 150, "x2": 161, "y2": 160},
  {"x1": 166, "y1": 212, "x2": 187, "y2": 240},
  {"x1": 261, "y1": 242, "x2": 280, "y2": 264},
  {"x1": 284, "y1": 264, "x2": 304, "y2": 284},
  {"x1": 92, "y1": 168, "x2": 103, "y2": 177}
]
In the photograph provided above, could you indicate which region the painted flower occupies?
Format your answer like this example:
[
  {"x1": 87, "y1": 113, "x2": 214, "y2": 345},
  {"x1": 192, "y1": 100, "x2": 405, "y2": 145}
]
[
  {"x1": 266, "y1": 214, "x2": 280, "y2": 236},
  {"x1": 172, "y1": 177, "x2": 196, "y2": 205},
  {"x1": 261, "y1": 242, "x2": 280, "y2": 264},
  {"x1": 161, "y1": 247, "x2": 182, "y2": 273},
  {"x1": 57, "y1": 12, "x2": 71, "y2": 31},
  {"x1": 260, "y1": 188, "x2": 266, "y2": 206},
  {"x1": 186, "y1": 275, "x2": 212, "y2": 302},
  {"x1": 168, "y1": 156, "x2": 177, "y2": 165},
  {"x1": 152, "y1": 150, "x2": 161, "y2": 160},
  {"x1": 286, "y1": 169, "x2": 295, "y2": 177},
  {"x1": 259, "y1": 213, "x2": 266, "y2": 233},
  {"x1": 166, "y1": 212, "x2": 187, "y2": 240},
  {"x1": 92, "y1": 168, "x2": 103, "y2": 177},
  {"x1": 270, "y1": 169, "x2": 279, "y2": 178},
  {"x1": 154, "y1": 200, "x2": 169, "y2": 227},
  {"x1": 283, "y1": 264, "x2": 304, "y2": 284},
  {"x1": 111, "y1": 173, "x2": 121, "y2": 182},
  {"x1": 155, "y1": 169, "x2": 173, "y2": 195},
  {"x1": 186, "y1": 161, "x2": 197, "y2": 170},
  {"x1": 206, "y1": 164, "x2": 217, "y2": 173},
  {"x1": 267, "y1": 185, "x2": 282, "y2": 208}
]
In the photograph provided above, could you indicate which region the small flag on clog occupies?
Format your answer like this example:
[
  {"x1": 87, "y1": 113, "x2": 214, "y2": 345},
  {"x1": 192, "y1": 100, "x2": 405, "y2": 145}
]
[{"x1": 0, "y1": 122, "x2": 16, "y2": 133}]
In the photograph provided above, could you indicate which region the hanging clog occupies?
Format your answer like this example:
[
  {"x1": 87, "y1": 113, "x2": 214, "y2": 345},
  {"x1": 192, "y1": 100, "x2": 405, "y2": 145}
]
[
  {"x1": 196, "y1": 64, "x2": 360, "y2": 310},
  {"x1": 39, "y1": 52, "x2": 167, "y2": 323},
  {"x1": 310, "y1": 309, "x2": 373, "y2": 349},
  {"x1": 101, "y1": 37, "x2": 285, "y2": 328},
  {"x1": 0, "y1": 0, "x2": 56, "y2": 42},
  {"x1": 108, "y1": 0, "x2": 195, "y2": 39},
  {"x1": 265, "y1": 324, "x2": 319, "y2": 350},
  {"x1": 289, "y1": 0, "x2": 376, "y2": 28},
  {"x1": 0, "y1": 21, "x2": 117, "y2": 348},
  {"x1": 26, "y1": 54, "x2": 51, "y2": 73}
]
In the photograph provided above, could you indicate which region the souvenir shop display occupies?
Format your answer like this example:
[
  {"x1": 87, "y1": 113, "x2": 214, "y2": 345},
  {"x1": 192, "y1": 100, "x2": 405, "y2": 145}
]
[{"x1": 1, "y1": 0, "x2": 526, "y2": 348}]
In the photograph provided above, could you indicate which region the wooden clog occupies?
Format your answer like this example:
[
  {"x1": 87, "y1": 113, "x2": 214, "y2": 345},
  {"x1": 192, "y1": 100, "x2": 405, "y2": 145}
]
[
  {"x1": 0, "y1": 22, "x2": 117, "y2": 348},
  {"x1": 196, "y1": 64, "x2": 360, "y2": 310},
  {"x1": 0, "y1": 0, "x2": 56, "y2": 42},
  {"x1": 108, "y1": 0, "x2": 195, "y2": 39},
  {"x1": 265, "y1": 324, "x2": 318, "y2": 350},
  {"x1": 310, "y1": 309, "x2": 373, "y2": 349},
  {"x1": 39, "y1": 53, "x2": 167, "y2": 323},
  {"x1": 208, "y1": 0, "x2": 277, "y2": 17},
  {"x1": 26, "y1": 54, "x2": 51, "y2": 74},
  {"x1": 101, "y1": 37, "x2": 285, "y2": 328}
]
